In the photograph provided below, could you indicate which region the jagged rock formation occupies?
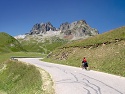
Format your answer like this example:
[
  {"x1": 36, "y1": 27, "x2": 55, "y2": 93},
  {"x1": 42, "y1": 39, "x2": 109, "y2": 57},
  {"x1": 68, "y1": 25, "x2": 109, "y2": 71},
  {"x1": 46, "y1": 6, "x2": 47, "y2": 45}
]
[
  {"x1": 27, "y1": 20, "x2": 98, "y2": 40},
  {"x1": 29, "y1": 22, "x2": 56, "y2": 35},
  {"x1": 59, "y1": 20, "x2": 98, "y2": 39}
]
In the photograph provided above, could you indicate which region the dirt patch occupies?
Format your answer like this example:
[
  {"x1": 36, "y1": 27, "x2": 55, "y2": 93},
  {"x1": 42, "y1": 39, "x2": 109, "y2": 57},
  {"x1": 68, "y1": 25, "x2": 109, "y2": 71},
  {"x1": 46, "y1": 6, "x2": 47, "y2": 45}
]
[
  {"x1": 0, "y1": 90, "x2": 7, "y2": 94},
  {"x1": 38, "y1": 68, "x2": 55, "y2": 94}
]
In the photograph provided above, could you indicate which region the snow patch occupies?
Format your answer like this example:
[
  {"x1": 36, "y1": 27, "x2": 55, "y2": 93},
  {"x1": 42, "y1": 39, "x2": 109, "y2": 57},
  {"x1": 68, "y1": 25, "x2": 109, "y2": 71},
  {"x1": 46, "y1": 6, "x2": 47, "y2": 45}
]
[{"x1": 14, "y1": 35, "x2": 26, "y2": 39}]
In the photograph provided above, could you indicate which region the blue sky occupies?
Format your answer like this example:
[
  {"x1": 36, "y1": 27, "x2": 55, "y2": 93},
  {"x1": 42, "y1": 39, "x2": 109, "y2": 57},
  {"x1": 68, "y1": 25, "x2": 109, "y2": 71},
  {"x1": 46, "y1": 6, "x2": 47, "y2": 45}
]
[{"x1": 0, "y1": 0, "x2": 125, "y2": 36}]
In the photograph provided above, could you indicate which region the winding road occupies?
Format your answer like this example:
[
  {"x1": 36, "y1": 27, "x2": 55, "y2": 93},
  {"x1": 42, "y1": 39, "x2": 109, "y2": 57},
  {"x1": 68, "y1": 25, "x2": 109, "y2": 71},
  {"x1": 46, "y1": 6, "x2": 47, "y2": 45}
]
[{"x1": 18, "y1": 58, "x2": 125, "y2": 94}]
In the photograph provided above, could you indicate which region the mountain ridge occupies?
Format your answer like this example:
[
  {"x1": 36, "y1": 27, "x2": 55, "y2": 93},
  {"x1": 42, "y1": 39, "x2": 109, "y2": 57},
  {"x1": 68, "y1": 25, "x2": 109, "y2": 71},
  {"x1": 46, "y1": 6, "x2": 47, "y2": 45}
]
[{"x1": 23, "y1": 20, "x2": 99, "y2": 40}]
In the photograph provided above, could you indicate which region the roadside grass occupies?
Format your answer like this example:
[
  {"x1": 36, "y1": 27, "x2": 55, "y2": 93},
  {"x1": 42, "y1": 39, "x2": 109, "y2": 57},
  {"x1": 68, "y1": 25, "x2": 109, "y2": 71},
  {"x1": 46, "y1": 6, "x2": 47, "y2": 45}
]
[
  {"x1": 0, "y1": 52, "x2": 54, "y2": 94},
  {"x1": 44, "y1": 40, "x2": 125, "y2": 77},
  {"x1": 0, "y1": 60, "x2": 43, "y2": 94}
]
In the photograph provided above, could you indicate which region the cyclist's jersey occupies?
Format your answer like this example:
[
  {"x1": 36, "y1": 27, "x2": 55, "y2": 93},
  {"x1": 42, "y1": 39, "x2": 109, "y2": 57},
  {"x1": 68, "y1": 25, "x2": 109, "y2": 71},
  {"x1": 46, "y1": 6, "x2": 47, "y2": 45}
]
[{"x1": 83, "y1": 58, "x2": 87, "y2": 63}]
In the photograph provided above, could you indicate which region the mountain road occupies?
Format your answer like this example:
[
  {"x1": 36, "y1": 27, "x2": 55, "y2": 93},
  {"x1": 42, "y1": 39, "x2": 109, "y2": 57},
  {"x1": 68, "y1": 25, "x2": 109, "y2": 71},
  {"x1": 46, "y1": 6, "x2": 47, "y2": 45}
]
[{"x1": 17, "y1": 58, "x2": 125, "y2": 94}]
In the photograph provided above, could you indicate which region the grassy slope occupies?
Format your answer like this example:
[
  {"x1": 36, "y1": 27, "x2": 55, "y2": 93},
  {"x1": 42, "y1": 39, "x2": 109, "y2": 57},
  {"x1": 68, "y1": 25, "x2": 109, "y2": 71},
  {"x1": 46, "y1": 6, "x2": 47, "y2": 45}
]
[
  {"x1": 0, "y1": 52, "x2": 54, "y2": 94},
  {"x1": 0, "y1": 31, "x2": 54, "y2": 94},
  {"x1": 44, "y1": 26, "x2": 125, "y2": 77},
  {"x1": 0, "y1": 52, "x2": 42, "y2": 94},
  {"x1": 19, "y1": 36, "x2": 68, "y2": 54},
  {"x1": 0, "y1": 32, "x2": 25, "y2": 53},
  {"x1": 0, "y1": 60, "x2": 42, "y2": 94}
]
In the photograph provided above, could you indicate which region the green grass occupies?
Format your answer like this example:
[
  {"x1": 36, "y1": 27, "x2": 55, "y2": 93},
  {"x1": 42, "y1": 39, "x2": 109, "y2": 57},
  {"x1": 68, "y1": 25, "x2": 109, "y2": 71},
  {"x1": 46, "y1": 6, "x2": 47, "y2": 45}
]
[
  {"x1": 19, "y1": 36, "x2": 68, "y2": 54},
  {"x1": 0, "y1": 60, "x2": 42, "y2": 94},
  {"x1": 0, "y1": 52, "x2": 54, "y2": 94},
  {"x1": 44, "y1": 26, "x2": 125, "y2": 77},
  {"x1": 0, "y1": 32, "x2": 25, "y2": 53}
]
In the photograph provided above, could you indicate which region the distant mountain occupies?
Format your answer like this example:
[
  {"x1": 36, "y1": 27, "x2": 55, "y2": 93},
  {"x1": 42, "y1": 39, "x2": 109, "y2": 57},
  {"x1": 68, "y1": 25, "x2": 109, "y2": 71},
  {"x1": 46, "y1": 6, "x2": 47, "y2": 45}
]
[
  {"x1": 59, "y1": 20, "x2": 98, "y2": 39},
  {"x1": 26, "y1": 20, "x2": 98, "y2": 40},
  {"x1": 29, "y1": 22, "x2": 57, "y2": 35},
  {"x1": 14, "y1": 20, "x2": 98, "y2": 53},
  {"x1": 0, "y1": 32, "x2": 25, "y2": 53}
]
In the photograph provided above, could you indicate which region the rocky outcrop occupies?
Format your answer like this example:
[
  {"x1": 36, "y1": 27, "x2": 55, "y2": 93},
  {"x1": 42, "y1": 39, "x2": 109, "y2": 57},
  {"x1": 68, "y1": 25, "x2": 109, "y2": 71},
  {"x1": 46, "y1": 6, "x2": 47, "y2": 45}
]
[
  {"x1": 29, "y1": 22, "x2": 56, "y2": 35},
  {"x1": 59, "y1": 22, "x2": 70, "y2": 31},
  {"x1": 28, "y1": 20, "x2": 98, "y2": 40},
  {"x1": 60, "y1": 20, "x2": 98, "y2": 36}
]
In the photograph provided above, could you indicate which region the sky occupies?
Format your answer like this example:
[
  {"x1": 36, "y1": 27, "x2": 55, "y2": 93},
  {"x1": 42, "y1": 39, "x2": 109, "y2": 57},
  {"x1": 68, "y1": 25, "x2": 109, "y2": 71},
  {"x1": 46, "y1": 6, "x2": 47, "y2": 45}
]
[{"x1": 0, "y1": 0, "x2": 125, "y2": 36}]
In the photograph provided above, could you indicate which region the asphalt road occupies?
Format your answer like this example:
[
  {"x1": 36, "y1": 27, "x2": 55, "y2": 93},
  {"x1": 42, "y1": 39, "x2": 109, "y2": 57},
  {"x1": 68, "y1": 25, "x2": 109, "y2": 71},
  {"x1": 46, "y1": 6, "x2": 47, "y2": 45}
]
[{"x1": 18, "y1": 58, "x2": 125, "y2": 94}]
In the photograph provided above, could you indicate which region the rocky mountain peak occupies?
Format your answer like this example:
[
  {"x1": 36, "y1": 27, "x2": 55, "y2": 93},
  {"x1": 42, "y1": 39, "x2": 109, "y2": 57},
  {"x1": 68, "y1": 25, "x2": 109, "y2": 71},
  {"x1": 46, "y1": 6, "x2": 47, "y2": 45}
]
[
  {"x1": 29, "y1": 22, "x2": 56, "y2": 35},
  {"x1": 77, "y1": 20, "x2": 87, "y2": 24},
  {"x1": 27, "y1": 20, "x2": 98, "y2": 40}
]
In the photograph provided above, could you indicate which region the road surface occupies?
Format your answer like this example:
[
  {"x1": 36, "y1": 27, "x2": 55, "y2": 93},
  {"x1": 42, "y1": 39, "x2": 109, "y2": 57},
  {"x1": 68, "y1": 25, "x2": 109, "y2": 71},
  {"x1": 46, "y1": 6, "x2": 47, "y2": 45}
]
[{"x1": 18, "y1": 58, "x2": 125, "y2": 94}]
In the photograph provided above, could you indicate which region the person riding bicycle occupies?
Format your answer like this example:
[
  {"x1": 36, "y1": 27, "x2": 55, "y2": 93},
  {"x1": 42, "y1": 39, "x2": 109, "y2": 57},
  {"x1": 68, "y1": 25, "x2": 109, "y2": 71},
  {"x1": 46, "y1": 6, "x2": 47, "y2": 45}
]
[{"x1": 82, "y1": 57, "x2": 88, "y2": 70}]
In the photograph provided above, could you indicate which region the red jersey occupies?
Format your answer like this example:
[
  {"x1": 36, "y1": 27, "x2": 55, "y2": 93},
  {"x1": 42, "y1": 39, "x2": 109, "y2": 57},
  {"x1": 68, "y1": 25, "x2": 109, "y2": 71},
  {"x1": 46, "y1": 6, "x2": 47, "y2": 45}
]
[{"x1": 83, "y1": 58, "x2": 87, "y2": 63}]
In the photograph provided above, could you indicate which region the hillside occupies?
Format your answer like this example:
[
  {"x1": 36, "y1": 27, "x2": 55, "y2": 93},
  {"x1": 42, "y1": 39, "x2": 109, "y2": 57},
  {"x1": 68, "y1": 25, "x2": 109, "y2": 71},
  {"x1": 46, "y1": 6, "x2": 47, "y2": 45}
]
[
  {"x1": 18, "y1": 35, "x2": 68, "y2": 54},
  {"x1": 0, "y1": 32, "x2": 54, "y2": 94},
  {"x1": 0, "y1": 32, "x2": 25, "y2": 53},
  {"x1": 44, "y1": 26, "x2": 125, "y2": 77}
]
